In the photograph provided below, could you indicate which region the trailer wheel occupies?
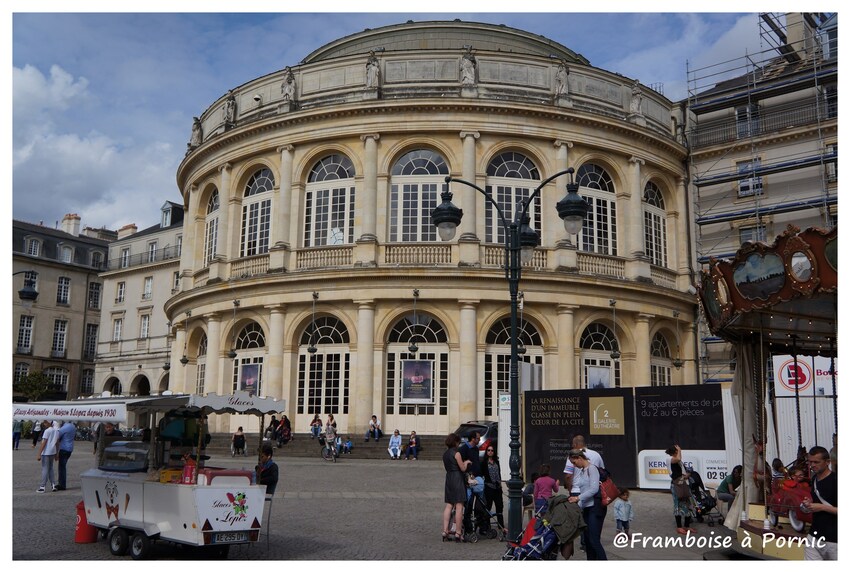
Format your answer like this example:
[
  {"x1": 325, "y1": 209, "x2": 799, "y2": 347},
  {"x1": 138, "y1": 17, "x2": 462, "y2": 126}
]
[
  {"x1": 129, "y1": 533, "x2": 151, "y2": 560},
  {"x1": 108, "y1": 527, "x2": 129, "y2": 556}
]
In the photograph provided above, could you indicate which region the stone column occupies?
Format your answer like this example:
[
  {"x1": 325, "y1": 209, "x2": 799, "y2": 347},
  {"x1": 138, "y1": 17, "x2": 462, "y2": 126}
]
[
  {"x1": 266, "y1": 305, "x2": 286, "y2": 399},
  {"x1": 458, "y1": 300, "x2": 479, "y2": 420},
  {"x1": 269, "y1": 145, "x2": 294, "y2": 273},
  {"x1": 205, "y1": 313, "x2": 221, "y2": 396},
  {"x1": 459, "y1": 131, "x2": 480, "y2": 239},
  {"x1": 676, "y1": 176, "x2": 691, "y2": 287},
  {"x1": 354, "y1": 300, "x2": 375, "y2": 435},
  {"x1": 220, "y1": 163, "x2": 239, "y2": 280},
  {"x1": 633, "y1": 313, "x2": 652, "y2": 387},
  {"x1": 550, "y1": 140, "x2": 574, "y2": 253},
  {"x1": 626, "y1": 157, "x2": 651, "y2": 281},
  {"x1": 356, "y1": 134, "x2": 380, "y2": 267},
  {"x1": 181, "y1": 184, "x2": 198, "y2": 282},
  {"x1": 557, "y1": 304, "x2": 578, "y2": 389}
]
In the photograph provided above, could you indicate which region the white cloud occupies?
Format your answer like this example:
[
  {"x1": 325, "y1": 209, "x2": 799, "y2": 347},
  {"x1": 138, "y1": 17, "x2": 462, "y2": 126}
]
[{"x1": 13, "y1": 64, "x2": 90, "y2": 142}]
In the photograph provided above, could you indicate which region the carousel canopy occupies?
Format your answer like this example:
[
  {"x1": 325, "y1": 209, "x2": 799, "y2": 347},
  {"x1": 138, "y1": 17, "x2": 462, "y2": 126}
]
[{"x1": 698, "y1": 225, "x2": 837, "y2": 356}]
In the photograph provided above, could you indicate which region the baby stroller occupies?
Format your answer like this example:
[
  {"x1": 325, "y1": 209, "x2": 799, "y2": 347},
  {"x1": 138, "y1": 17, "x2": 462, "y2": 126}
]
[
  {"x1": 502, "y1": 505, "x2": 560, "y2": 560},
  {"x1": 689, "y1": 470, "x2": 722, "y2": 526},
  {"x1": 463, "y1": 477, "x2": 505, "y2": 542},
  {"x1": 231, "y1": 433, "x2": 246, "y2": 457}
]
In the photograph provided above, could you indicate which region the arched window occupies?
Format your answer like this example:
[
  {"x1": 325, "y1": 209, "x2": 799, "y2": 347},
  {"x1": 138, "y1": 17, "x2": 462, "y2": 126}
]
[
  {"x1": 643, "y1": 181, "x2": 668, "y2": 267},
  {"x1": 297, "y1": 317, "x2": 351, "y2": 417},
  {"x1": 91, "y1": 251, "x2": 104, "y2": 269},
  {"x1": 240, "y1": 169, "x2": 274, "y2": 257},
  {"x1": 485, "y1": 152, "x2": 541, "y2": 244},
  {"x1": 576, "y1": 163, "x2": 617, "y2": 256},
  {"x1": 580, "y1": 323, "x2": 620, "y2": 388},
  {"x1": 231, "y1": 322, "x2": 266, "y2": 395},
  {"x1": 304, "y1": 154, "x2": 356, "y2": 247},
  {"x1": 385, "y1": 313, "x2": 449, "y2": 417},
  {"x1": 484, "y1": 317, "x2": 543, "y2": 416},
  {"x1": 204, "y1": 189, "x2": 220, "y2": 265},
  {"x1": 196, "y1": 334, "x2": 207, "y2": 394},
  {"x1": 650, "y1": 332, "x2": 672, "y2": 386},
  {"x1": 389, "y1": 149, "x2": 449, "y2": 242}
]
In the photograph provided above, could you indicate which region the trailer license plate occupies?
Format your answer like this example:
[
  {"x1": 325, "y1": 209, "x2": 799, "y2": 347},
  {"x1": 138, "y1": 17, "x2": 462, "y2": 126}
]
[{"x1": 213, "y1": 532, "x2": 248, "y2": 544}]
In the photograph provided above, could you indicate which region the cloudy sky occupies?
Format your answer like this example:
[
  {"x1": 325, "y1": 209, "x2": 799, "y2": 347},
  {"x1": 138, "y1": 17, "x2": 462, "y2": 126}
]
[{"x1": 10, "y1": 7, "x2": 768, "y2": 233}]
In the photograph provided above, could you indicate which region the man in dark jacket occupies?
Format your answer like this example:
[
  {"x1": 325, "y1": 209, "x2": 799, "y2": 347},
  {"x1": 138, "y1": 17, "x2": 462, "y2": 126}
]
[
  {"x1": 460, "y1": 432, "x2": 482, "y2": 477},
  {"x1": 256, "y1": 444, "x2": 279, "y2": 495}
]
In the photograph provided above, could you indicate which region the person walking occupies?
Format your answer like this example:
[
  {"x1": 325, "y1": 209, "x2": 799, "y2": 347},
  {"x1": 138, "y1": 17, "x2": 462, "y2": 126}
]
[
  {"x1": 441, "y1": 433, "x2": 470, "y2": 542},
  {"x1": 56, "y1": 421, "x2": 76, "y2": 490},
  {"x1": 31, "y1": 419, "x2": 42, "y2": 448},
  {"x1": 482, "y1": 444, "x2": 505, "y2": 534},
  {"x1": 36, "y1": 421, "x2": 59, "y2": 493},
  {"x1": 613, "y1": 488, "x2": 635, "y2": 540},
  {"x1": 803, "y1": 445, "x2": 837, "y2": 560},
  {"x1": 13, "y1": 419, "x2": 23, "y2": 450},
  {"x1": 666, "y1": 444, "x2": 696, "y2": 535},
  {"x1": 567, "y1": 449, "x2": 607, "y2": 560}
]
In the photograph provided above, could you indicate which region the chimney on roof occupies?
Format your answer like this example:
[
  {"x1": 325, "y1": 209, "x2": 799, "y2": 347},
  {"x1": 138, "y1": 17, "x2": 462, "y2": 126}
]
[
  {"x1": 118, "y1": 223, "x2": 138, "y2": 239},
  {"x1": 61, "y1": 213, "x2": 81, "y2": 236},
  {"x1": 785, "y1": 13, "x2": 816, "y2": 61}
]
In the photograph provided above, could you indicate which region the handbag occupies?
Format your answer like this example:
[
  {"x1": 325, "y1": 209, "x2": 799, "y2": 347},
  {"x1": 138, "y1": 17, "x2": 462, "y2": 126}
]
[
  {"x1": 672, "y1": 463, "x2": 691, "y2": 500},
  {"x1": 597, "y1": 467, "x2": 619, "y2": 506}
]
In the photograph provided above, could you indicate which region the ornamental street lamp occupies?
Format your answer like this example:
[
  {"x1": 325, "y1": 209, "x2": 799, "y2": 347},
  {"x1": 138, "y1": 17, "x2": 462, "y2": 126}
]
[
  {"x1": 14, "y1": 270, "x2": 39, "y2": 309},
  {"x1": 433, "y1": 168, "x2": 587, "y2": 540}
]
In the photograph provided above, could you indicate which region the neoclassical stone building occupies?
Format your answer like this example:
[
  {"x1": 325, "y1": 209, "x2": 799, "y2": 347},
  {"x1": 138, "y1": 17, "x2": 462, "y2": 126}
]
[{"x1": 168, "y1": 21, "x2": 696, "y2": 435}]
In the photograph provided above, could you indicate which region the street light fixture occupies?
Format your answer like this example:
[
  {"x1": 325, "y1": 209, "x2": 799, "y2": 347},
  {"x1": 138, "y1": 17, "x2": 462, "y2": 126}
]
[
  {"x1": 14, "y1": 270, "x2": 39, "y2": 309},
  {"x1": 408, "y1": 289, "x2": 420, "y2": 354},
  {"x1": 433, "y1": 167, "x2": 587, "y2": 539},
  {"x1": 307, "y1": 292, "x2": 318, "y2": 355}
]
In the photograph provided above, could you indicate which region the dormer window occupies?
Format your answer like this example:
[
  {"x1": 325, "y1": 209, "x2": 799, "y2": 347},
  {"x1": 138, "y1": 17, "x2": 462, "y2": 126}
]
[
  {"x1": 26, "y1": 238, "x2": 41, "y2": 257},
  {"x1": 161, "y1": 203, "x2": 172, "y2": 228},
  {"x1": 60, "y1": 245, "x2": 74, "y2": 263}
]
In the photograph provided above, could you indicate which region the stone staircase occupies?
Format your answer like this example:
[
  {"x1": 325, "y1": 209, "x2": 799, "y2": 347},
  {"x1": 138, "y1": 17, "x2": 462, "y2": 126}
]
[{"x1": 204, "y1": 432, "x2": 448, "y2": 460}]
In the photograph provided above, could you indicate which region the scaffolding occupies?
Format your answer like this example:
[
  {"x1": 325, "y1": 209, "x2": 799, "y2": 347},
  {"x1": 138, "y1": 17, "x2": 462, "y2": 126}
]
[{"x1": 684, "y1": 12, "x2": 837, "y2": 385}]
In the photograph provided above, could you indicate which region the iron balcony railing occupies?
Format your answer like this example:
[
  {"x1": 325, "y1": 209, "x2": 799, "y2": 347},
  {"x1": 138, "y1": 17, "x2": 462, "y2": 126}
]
[{"x1": 107, "y1": 245, "x2": 182, "y2": 271}]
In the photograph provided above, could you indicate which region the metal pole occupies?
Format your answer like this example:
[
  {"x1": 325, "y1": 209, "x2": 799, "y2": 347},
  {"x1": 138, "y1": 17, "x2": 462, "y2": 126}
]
[{"x1": 506, "y1": 221, "x2": 523, "y2": 540}]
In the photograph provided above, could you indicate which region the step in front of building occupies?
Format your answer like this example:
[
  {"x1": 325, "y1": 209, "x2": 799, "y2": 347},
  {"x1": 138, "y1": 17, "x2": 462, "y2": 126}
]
[{"x1": 203, "y1": 433, "x2": 448, "y2": 460}]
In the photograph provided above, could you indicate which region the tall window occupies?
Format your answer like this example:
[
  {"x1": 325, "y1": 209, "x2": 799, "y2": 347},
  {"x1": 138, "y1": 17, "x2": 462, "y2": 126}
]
[
  {"x1": 120, "y1": 248, "x2": 130, "y2": 268},
  {"x1": 139, "y1": 315, "x2": 151, "y2": 339},
  {"x1": 84, "y1": 324, "x2": 98, "y2": 360},
  {"x1": 80, "y1": 369, "x2": 95, "y2": 395},
  {"x1": 240, "y1": 168, "x2": 274, "y2": 257},
  {"x1": 88, "y1": 282, "x2": 102, "y2": 309},
  {"x1": 484, "y1": 317, "x2": 543, "y2": 417},
  {"x1": 826, "y1": 143, "x2": 837, "y2": 182},
  {"x1": 147, "y1": 242, "x2": 157, "y2": 263},
  {"x1": 17, "y1": 315, "x2": 33, "y2": 353},
  {"x1": 739, "y1": 225, "x2": 766, "y2": 245},
  {"x1": 580, "y1": 323, "x2": 620, "y2": 388},
  {"x1": 173, "y1": 271, "x2": 181, "y2": 292},
  {"x1": 643, "y1": 181, "x2": 668, "y2": 267},
  {"x1": 61, "y1": 246, "x2": 73, "y2": 263},
  {"x1": 484, "y1": 152, "x2": 541, "y2": 244},
  {"x1": 736, "y1": 104, "x2": 760, "y2": 138},
  {"x1": 389, "y1": 149, "x2": 449, "y2": 242},
  {"x1": 142, "y1": 277, "x2": 153, "y2": 300},
  {"x1": 26, "y1": 238, "x2": 41, "y2": 257},
  {"x1": 116, "y1": 281, "x2": 126, "y2": 303},
  {"x1": 52, "y1": 319, "x2": 68, "y2": 355},
  {"x1": 297, "y1": 317, "x2": 351, "y2": 416},
  {"x1": 650, "y1": 332, "x2": 672, "y2": 387},
  {"x1": 112, "y1": 318, "x2": 123, "y2": 342},
  {"x1": 576, "y1": 163, "x2": 617, "y2": 256},
  {"x1": 304, "y1": 154, "x2": 356, "y2": 247},
  {"x1": 737, "y1": 158, "x2": 763, "y2": 197},
  {"x1": 204, "y1": 190, "x2": 220, "y2": 265},
  {"x1": 385, "y1": 313, "x2": 449, "y2": 417},
  {"x1": 196, "y1": 334, "x2": 208, "y2": 394},
  {"x1": 231, "y1": 322, "x2": 267, "y2": 395},
  {"x1": 91, "y1": 251, "x2": 104, "y2": 268},
  {"x1": 56, "y1": 277, "x2": 71, "y2": 305}
]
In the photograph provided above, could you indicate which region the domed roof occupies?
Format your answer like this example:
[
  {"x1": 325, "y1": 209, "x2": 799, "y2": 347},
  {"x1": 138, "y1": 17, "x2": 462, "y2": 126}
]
[{"x1": 303, "y1": 19, "x2": 589, "y2": 65}]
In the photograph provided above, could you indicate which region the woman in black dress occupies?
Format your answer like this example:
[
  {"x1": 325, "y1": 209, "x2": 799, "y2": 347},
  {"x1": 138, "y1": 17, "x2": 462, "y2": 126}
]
[{"x1": 442, "y1": 432, "x2": 470, "y2": 542}]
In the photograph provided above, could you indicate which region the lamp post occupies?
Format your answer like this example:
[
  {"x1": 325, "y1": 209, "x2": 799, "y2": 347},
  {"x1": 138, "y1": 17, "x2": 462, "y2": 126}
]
[
  {"x1": 432, "y1": 168, "x2": 587, "y2": 539},
  {"x1": 13, "y1": 270, "x2": 39, "y2": 308}
]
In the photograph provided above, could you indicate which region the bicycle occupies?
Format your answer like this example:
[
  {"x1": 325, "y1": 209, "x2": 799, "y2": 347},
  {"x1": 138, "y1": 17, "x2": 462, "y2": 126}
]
[{"x1": 318, "y1": 433, "x2": 338, "y2": 462}]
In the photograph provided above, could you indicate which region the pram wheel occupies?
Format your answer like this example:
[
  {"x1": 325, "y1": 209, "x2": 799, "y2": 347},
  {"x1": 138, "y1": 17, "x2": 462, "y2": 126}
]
[{"x1": 465, "y1": 531, "x2": 479, "y2": 543}]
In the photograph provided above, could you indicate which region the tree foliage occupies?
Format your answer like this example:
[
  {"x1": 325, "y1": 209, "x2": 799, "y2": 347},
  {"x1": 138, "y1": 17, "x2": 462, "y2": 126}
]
[{"x1": 14, "y1": 371, "x2": 51, "y2": 402}]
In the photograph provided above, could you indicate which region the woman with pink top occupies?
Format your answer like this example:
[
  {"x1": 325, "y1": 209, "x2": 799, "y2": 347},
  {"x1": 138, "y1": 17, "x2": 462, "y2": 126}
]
[{"x1": 532, "y1": 463, "x2": 559, "y2": 513}]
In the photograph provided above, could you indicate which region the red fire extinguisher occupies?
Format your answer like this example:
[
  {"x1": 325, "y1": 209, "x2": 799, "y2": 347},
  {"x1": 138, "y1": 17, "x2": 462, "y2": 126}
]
[{"x1": 181, "y1": 455, "x2": 197, "y2": 484}]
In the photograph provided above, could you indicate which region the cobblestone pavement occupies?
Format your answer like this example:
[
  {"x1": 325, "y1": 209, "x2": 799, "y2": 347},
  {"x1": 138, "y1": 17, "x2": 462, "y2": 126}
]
[{"x1": 11, "y1": 447, "x2": 739, "y2": 560}]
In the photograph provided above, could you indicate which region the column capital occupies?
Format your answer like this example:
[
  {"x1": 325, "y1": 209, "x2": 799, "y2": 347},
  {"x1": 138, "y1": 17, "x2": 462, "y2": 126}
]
[
  {"x1": 276, "y1": 144, "x2": 295, "y2": 154},
  {"x1": 203, "y1": 311, "x2": 222, "y2": 322},
  {"x1": 557, "y1": 304, "x2": 580, "y2": 314},
  {"x1": 189, "y1": 183, "x2": 199, "y2": 194},
  {"x1": 459, "y1": 131, "x2": 480, "y2": 140},
  {"x1": 360, "y1": 133, "x2": 380, "y2": 142},
  {"x1": 353, "y1": 299, "x2": 376, "y2": 310},
  {"x1": 635, "y1": 313, "x2": 654, "y2": 323},
  {"x1": 629, "y1": 156, "x2": 645, "y2": 166},
  {"x1": 553, "y1": 140, "x2": 574, "y2": 149},
  {"x1": 265, "y1": 304, "x2": 288, "y2": 314},
  {"x1": 458, "y1": 299, "x2": 480, "y2": 309},
  {"x1": 219, "y1": 162, "x2": 232, "y2": 174}
]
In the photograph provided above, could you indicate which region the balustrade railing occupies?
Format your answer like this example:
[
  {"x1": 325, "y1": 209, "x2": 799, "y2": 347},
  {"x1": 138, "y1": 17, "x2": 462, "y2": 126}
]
[
  {"x1": 385, "y1": 244, "x2": 451, "y2": 265},
  {"x1": 296, "y1": 246, "x2": 353, "y2": 269},
  {"x1": 230, "y1": 254, "x2": 269, "y2": 278}
]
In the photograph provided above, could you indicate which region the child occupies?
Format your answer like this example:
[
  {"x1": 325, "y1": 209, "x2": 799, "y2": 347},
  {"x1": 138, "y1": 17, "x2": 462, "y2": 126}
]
[
  {"x1": 613, "y1": 488, "x2": 635, "y2": 539},
  {"x1": 341, "y1": 435, "x2": 353, "y2": 454},
  {"x1": 532, "y1": 464, "x2": 559, "y2": 513}
]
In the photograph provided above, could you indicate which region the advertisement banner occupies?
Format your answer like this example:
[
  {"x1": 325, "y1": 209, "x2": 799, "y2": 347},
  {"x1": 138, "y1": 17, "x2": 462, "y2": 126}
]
[
  {"x1": 634, "y1": 385, "x2": 727, "y2": 489},
  {"x1": 400, "y1": 360, "x2": 433, "y2": 404},
  {"x1": 239, "y1": 363, "x2": 259, "y2": 396},
  {"x1": 772, "y1": 354, "x2": 836, "y2": 397},
  {"x1": 523, "y1": 388, "x2": 637, "y2": 488}
]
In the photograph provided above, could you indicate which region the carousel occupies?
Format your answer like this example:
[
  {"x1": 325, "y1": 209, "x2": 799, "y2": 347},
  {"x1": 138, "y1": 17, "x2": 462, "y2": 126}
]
[{"x1": 697, "y1": 225, "x2": 837, "y2": 559}]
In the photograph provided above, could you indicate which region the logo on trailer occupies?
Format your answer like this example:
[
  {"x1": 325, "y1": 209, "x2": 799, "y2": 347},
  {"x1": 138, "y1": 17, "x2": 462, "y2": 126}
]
[{"x1": 777, "y1": 359, "x2": 813, "y2": 393}]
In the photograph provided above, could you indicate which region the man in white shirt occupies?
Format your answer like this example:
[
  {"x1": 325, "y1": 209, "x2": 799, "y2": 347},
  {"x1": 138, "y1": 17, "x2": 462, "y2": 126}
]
[
  {"x1": 563, "y1": 434, "x2": 605, "y2": 494},
  {"x1": 37, "y1": 421, "x2": 60, "y2": 492},
  {"x1": 364, "y1": 415, "x2": 382, "y2": 442}
]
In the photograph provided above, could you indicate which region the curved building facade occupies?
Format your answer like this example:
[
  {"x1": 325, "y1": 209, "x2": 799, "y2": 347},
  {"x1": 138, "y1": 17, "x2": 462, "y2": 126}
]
[{"x1": 165, "y1": 21, "x2": 695, "y2": 434}]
